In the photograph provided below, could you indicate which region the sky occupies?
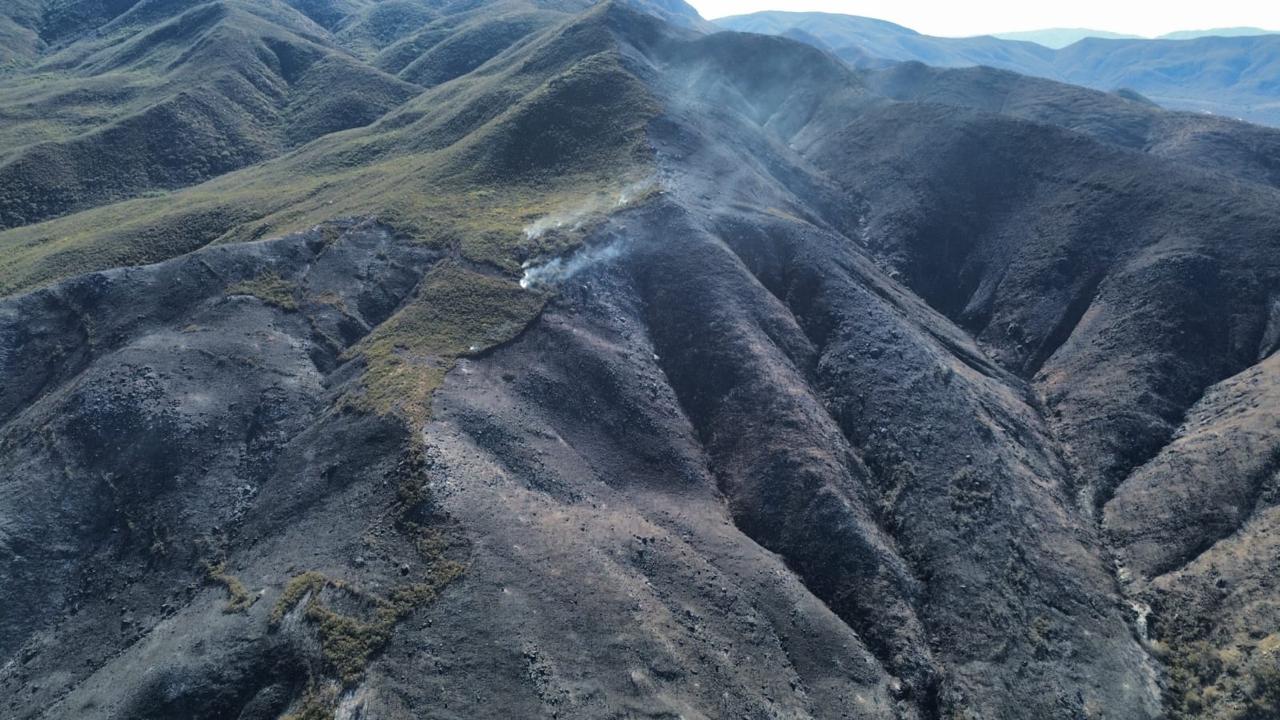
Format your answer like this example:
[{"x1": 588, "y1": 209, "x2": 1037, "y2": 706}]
[{"x1": 684, "y1": 0, "x2": 1280, "y2": 37}]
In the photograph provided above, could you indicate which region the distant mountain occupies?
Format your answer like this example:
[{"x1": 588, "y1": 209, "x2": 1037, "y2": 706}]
[
  {"x1": 1160, "y1": 27, "x2": 1277, "y2": 40},
  {"x1": 718, "y1": 11, "x2": 1280, "y2": 126},
  {"x1": 991, "y1": 27, "x2": 1279, "y2": 49},
  {"x1": 993, "y1": 28, "x2": 1141, "y2": 49},
  {"x1": 716, "y1": 11, "x2": 1057, "y2": 71}
]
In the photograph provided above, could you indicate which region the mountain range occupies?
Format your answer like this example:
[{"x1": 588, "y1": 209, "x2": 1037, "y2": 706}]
[
  {"x1": 2, "y1": 1, "x2": 1280, "y2": 719},
  {"x1": 991, "y1": 28, "x2": 1142, "y2": 48},
  {"x1": 993, "y1": 27, "x2": 1276, "y2": 49},
  {"x1": 719, "y1": 11, "x2": 1280, "y2": 126}
]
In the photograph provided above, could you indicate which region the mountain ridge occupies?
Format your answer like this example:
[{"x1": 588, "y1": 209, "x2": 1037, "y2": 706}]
[
  {"x1": 992, "y1": 27, "x2": 1142, "y2": 48},
  {"x1": 992, "y1": 26, "x2": 1278, "y2": 49},
  {"x1": 718, "y1": 10, "x2": 1280, "y2": 126}
]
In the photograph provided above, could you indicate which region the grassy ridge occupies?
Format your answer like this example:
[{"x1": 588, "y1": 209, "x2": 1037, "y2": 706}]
[
  {"x1": 0, "y1": 0, "x2": 419, "y2": 228},
  {"x1": 0, "y1": 2, "x2": 658, "y2": 428},
  {"x1": 0, "y1": 0, "x2": 605, "y2": 231},
  {"x1": 0, "y1": 2, "x2": 656, "y2": 296}
]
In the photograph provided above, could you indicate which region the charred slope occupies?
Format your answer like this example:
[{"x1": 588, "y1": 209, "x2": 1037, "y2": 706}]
[
  {"x1": 864, "y1": 62, "x2": 1280, "y2": 191},
  {"x1": 3, "y1": 2, "x2": 1280, "y2": 719},
  {"x1": 638, "y1": 18, "x2": 1280, "y2": 719},
  {"x1": 798, "y1": 99, "x2": 1280, "y2": 500},
  {"x1": 0, "y1": 219, "x2": 457, "y2": 718}
]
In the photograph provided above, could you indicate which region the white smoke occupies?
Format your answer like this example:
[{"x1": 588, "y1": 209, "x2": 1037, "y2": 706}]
[
  {"x1": 615, "y1": 176, "x2": 656, "y2": 207},
  {"x1": 522, "y1": 176, "x2": 658, "y2": 241},
  {"x1": 523, "y1": 206, "x2": 594, "y2": 241},
  {"x1": 520, "y1": 238, "x2": 626, "y2": 290},
  {"x1": 517, "y1": 176, "x2": 660, "y2": 289}
]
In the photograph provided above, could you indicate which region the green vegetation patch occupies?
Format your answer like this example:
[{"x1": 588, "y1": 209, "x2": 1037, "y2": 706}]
[
  {"x1": 281, "y1": 682, "x2": 340, "y2": 720},
  {"x1": 206, "y1": 561, "x2": 257, "y2": 614},
  {"x1": 272, "y1": 571, "x2": 328, "y2": 625},
  {"x1": 347, "y1": 263, "x2": 547, "y2": 423},
  {"x1": 272, "y1": 548, "x2": 464, "y2": 684},
  {"x1": 1159, "y1": 631, "x2": 1280, "y2": 719},
  {"x1": 0, "y1": 198, "x2": 265, "y2": 296},
  {"x1": 226, "y1": 271, "x2": 299, "y2": 310}
]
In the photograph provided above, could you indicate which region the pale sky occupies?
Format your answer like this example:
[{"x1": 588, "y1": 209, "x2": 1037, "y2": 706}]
[{"x1": 686, "y1": 0, "x2": 1280, "y2": 38}]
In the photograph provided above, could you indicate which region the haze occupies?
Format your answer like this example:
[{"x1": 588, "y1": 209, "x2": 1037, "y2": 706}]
[{"x1": 689, "y1": 0, "x2": 1280, "y2": 37}]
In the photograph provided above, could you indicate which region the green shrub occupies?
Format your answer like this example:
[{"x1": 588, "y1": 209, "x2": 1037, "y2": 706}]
[{"x1": 206, "y1": 561, "x2": 256, "y2": 613}]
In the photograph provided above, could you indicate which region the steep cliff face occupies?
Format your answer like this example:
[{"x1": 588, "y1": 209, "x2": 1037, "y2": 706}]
[{"x1": 2, "y1": 2, "x2": 1280, "y2": 719}]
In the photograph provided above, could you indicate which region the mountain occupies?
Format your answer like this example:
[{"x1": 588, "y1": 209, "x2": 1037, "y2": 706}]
[
  {"x1": 715, "y1": 11, "x2": 1058, "y2": 70},
  {"x1": 1160, "y1": 27, "x2": 1277, "y2": 40},
  {"x1": 992, "y1": 28, "x2": 1279, "y2": 49},
  {"x1": 3, "y1": 1, "x2": 1280, "y2": 719},
  {"x1": 0, "y1": 0, "x2": 644, "y2": 231},
  {"x1": 718, "y1": 10, "x2": 1280, "y2": 126},
  {"x1": 993, "y1": 27, "x2": 1142, "y2": 48}
]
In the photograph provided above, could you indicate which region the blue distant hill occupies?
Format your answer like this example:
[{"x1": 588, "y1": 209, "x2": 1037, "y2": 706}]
[
  {"x1": 718, "y1": 11, "x2": 1280, "y2": 126},
  {"x1": 994, "y1": 28, "x2": 1142, "y2": 48}
]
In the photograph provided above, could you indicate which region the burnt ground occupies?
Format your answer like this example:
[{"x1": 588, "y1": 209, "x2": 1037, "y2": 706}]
[{"x1": 3, "y1": 3, "x2": 1280, "y2": 720}]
